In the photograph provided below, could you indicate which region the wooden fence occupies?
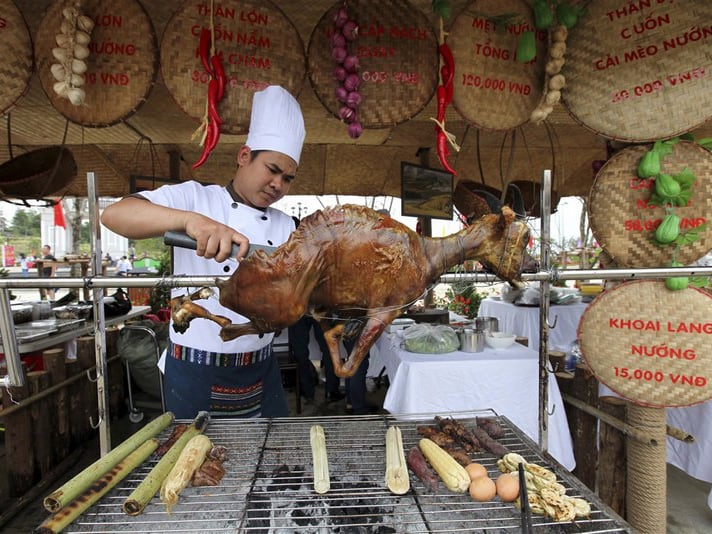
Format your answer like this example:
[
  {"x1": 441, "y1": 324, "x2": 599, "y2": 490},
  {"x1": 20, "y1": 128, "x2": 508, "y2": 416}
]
[{"x1": 0, "y1": 327, "x2": 125, "y2": 501}]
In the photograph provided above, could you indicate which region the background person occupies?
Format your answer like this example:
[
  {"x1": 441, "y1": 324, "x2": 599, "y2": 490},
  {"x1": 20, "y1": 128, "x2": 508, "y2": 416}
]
[
  {"x1": 19, "y1": 253, "x2": 28, "y2": 277},
  {"x1": 101, "y1": 85, "x2": 306, "y2": 419},
  {"x1": 342, "y1": 334, "x2": 377, "y2": 415},
  {"x1": 40, "y1": 244, "x2": 57, "y2": 300},
  {"x1": 288, "y1": 315, "x2": 344, "y2": 404},
  {"x1": 115, "y1": 255, "x2": 132, "y2": 276}
]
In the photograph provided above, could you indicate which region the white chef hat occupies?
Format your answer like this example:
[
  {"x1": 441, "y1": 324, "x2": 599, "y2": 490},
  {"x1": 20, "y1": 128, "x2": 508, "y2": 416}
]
[{"x1": 245, "y1": 86, "x2": 306, "y2": 165}]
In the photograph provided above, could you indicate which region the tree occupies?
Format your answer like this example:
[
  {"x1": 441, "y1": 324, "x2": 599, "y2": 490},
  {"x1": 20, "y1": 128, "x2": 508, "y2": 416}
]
[{"x1": 9, "y1": 210, "x2": 41, "y2": 237}]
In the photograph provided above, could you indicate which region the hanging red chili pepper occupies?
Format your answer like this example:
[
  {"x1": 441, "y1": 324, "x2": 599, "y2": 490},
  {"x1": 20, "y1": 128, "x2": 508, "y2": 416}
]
[
  {"x1": 211, "y1": 54, "x2": 226, "y2": 101},
  {"x1": 434, "y1": 42, "x2": 457, "y2": 175},
  {"x1": 193, "y1": 33, "x2": 227, "y2": 169}
]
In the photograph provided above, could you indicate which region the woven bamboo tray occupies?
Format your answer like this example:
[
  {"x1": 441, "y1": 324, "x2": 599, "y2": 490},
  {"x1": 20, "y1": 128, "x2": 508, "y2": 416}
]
[
  {"x1": 562, "y1": 0, "x2": 712, "y2": 142},
  {"x1": 579, "y1": 280, "x2": 712, "y2": 407},
  {"x1": 34, "y1": 0, "x2": 158, "y2": 127},
  {"x1": 161, "y1": 0, "x2": 306, "y2": 134},
  {"x1": 307, "y1": 0, "x2": 439, "y2": 129},
  {"x1": 448, "y1": 0, "x2": 547, "y2": 131},
  {"x1": 0, "y1": 0, "x2": 33, "y2": 114},
  {"x1": 588, "y1": 141, "x2": 712, "y2": 268}
]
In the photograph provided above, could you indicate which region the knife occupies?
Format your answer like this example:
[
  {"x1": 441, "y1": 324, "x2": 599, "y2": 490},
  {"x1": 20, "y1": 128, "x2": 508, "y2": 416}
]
[{"x1": 163, "y1": 231, "x2": 277, "y2": 262}]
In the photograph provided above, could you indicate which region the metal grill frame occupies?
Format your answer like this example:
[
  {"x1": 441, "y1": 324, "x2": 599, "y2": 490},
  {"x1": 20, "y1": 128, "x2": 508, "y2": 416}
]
[{"x1": 59, "y1": 410, "x2": 632, "y2": 533}]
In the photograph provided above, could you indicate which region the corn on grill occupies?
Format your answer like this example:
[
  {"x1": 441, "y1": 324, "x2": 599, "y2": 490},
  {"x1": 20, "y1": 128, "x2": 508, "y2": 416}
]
[{"x1": 60, "y1": 411, "x2": 632, "y2": 533}]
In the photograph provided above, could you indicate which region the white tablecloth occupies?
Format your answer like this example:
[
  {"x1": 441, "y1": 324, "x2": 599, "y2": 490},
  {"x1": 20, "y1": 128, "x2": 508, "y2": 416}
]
[
  {"x1": 667, "y1": 401, "x2": 712, "y2": 508},
  {"x1": 373, "y1": 332, "x2": 576, "y2": 470},
  {"x1": 599, "y1": 384, "x2": 712, "y2": 509},
  {"x1": 478, "y1": 298, "x2": 589, "y2": 352}
]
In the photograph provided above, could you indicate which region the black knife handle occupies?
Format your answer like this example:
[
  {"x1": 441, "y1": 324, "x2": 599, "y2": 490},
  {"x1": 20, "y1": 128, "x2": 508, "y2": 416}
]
[{"x1": 163, "y1": 231, "x2": 241, "y2": 258}]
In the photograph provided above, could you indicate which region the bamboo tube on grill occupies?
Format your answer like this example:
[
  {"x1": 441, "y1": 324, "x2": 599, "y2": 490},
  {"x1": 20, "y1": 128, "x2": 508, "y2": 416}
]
[
  {"x1": 43, "y1": 411, "x2": 174, "y2": 512},
  {"x1": 123, "y1": 412, "x2": 210, "y2": 515},
  {"x1": 35, "y1": 438, "x2": 159, "y2": 534}
]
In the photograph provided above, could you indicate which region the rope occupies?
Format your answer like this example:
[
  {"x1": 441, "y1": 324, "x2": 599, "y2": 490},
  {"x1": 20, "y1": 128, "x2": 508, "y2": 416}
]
[{"x1": 626, "y1": 404, "x2": 667, "y2": 534}]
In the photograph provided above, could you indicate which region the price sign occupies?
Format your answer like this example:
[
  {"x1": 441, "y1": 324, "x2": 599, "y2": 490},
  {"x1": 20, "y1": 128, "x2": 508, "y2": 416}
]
[{"x1": 578, "y1": 280, "x2": 712, "y2": 407}]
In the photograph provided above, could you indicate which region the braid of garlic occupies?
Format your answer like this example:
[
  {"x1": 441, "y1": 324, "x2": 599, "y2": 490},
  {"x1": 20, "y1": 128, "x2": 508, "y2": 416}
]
[{"x1": 50, "y1": 2, "x2": 94, "y2": 106}]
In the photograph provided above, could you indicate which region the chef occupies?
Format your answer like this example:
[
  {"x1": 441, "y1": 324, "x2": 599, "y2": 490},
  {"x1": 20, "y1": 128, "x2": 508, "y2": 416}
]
[{"x1": 101, "y1": 85, "x2": 306, "y2": 419}]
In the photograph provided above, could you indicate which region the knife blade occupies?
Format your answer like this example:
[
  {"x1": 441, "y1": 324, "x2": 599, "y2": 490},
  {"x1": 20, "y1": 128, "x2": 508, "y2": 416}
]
[{"x1": 163, "y1": 231, "x2": 277, "y2": 262}]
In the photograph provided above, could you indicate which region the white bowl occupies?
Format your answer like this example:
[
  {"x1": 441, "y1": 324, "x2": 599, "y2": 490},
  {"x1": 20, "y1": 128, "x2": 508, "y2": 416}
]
[{"x1": 485, "y1": 332, "x2": 516, "y2": 349}]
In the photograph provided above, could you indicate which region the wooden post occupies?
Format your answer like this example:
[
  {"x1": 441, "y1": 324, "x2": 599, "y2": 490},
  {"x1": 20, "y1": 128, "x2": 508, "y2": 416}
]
[
  {"x1": 65, "y1": 359, "x2": 83, "y2": 447},
  {"x1": 2, "y1": 369, "x2": 33, "y2": 497},
  {"x1": 598, "y1": 396, "x2": 628, "y2": 516},
  {"x1": 76, "y1": 335, "x2": 95, "y2": 371},
  {"x1": 105, "y1": 326, "x2": 125, "y2": 419},
  {"x1": 76, "y1": 336, "x2": 97, "y2": 440},
  {"x1": 27, "y1": 371, "x2": 52, "y2": 480},
  {"x1": 42, "y1": 347, "x2": 70, "y2": 466},
  {"x1": 557, "y1": 364, "x2": 598, "y2": 491}
]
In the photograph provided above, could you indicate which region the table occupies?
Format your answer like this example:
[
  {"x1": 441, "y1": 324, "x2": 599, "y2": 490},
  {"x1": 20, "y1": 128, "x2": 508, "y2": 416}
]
[
  {"x1": 478, "y1": 298, "x2": 589, "y2": 352},
  {"x1": 373, "y1": 331, "x2": 576, "y2": 470},
  {"x1": 0, "y1": 306, "x2": 151, "y2": 355},
  {"x1": 667, "y1": 401, "x2": 712, "y2": 509}
]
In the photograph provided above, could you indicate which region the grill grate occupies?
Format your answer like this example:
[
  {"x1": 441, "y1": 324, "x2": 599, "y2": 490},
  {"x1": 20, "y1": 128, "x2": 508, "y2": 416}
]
[{"x1": 61, "y1": 411, "x2": 632, "y2": 533}]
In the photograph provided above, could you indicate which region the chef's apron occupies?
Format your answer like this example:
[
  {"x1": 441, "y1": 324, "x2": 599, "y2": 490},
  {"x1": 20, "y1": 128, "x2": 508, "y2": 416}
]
[{"x1": 164, "y1": 341, "x2": 288, "y2": 419}]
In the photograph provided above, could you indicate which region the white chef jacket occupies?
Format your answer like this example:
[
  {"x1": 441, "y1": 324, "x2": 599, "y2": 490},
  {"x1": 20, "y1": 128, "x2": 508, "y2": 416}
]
[{"x1": 138, "y1": 180, "x2": 295, "y2": 353}]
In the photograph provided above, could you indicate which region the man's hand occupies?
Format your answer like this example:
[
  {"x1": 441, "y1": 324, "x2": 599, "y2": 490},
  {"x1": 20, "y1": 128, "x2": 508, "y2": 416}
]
[{"x1": 185, "y1": 214, "x2": 250, "y2": 262}]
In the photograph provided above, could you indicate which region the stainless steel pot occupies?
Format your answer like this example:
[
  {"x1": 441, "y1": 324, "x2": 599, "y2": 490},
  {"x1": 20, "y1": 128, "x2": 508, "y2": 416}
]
[
  {"x1": 459, "y1": 328, "x2": 484, "y2": 353},
  {"x1": 474, "y1": 316, "x2": 499, "y2": 333}
]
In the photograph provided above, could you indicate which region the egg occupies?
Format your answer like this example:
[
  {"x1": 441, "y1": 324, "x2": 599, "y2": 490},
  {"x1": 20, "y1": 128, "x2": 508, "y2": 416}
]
[
  {"x1": 469, "y1": 475, "x2": 496, "y2": 502},
  {"x1": 496, "y1": 473, "x2": 521, "y2": 502},
  {"x1": 465, "y1": 462, "x2": 488, "y2": 481}
]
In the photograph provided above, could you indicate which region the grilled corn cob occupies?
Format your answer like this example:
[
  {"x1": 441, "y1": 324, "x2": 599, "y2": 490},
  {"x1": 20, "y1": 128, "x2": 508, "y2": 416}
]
[
  {"x1": 385, "y1": 426, "x2": 410, "y2": 495},
  {"x1": 418, "y1": 438, "x2": 470, "y2": 493},
  {"x1": 310, "y1": 425, "x2": 330, "y2": 494},
  {"x1": 160, "y1": 434, "x2": 212, "y2": 514}
]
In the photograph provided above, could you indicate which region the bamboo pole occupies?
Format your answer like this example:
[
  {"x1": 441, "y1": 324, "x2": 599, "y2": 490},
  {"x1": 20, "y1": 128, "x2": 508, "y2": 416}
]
[
  {"x1": 123, "y1": 412, "x2": 210, "y2": 516},
  {"x1": 35, "y1": 438, "x2": 159, "y2": 534},
  {"x1": 561, "y1": 393, "x2": 692, "y2": 444},
  {"x1": 43, "y1": 411, "x2": 174, "y2": 512}
]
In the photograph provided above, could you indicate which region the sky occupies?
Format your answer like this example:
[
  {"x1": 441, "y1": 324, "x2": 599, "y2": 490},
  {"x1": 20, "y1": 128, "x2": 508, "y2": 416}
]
[
  {"x1": 272, "y1": 194, "x2": 587, "y2": 246},
  {"x1": 0, "y1": 193, "x2": 587, "y2": 246}
]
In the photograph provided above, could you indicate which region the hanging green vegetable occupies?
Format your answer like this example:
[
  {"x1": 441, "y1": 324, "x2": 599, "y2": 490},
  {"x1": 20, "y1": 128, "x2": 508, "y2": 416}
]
[
  {"x1": 431, "y1": 0, "x2": 451, "y2": 20},
  {"x1": 654, "y1": 213, "x2": 681, "y2": 245},
  {"x1": 533, "y1": 0, "x2": 554, "y2": 30},
  {"x1": 516, "y1": 31, "x2": 537, "y2": 63},
  {"x1": 654, "y1": 173, "x2": 682, "y2": 201},
  {"x1": 637, "y1": 149, "x2": 661, "y2": 178},
  {"x1": 556, "y1": 3, "x2": 583, "y2": 29},
  {"x1": 665, "y1": 262, "x2": 689, "y2": 291}
]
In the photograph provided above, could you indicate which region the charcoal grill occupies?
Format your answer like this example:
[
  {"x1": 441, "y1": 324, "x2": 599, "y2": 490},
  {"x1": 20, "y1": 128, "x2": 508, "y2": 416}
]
[{"x1": 60, "y1": 410, "x2": 632, "y2": 533}]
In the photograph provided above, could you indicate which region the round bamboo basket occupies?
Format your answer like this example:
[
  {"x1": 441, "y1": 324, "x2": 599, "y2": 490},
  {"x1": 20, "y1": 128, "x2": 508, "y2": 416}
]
[
  {"x1": 562, "y1": 0, "x2": 712, "y2": 142},
  {"x1": 0, "y1": 146, "x2": 76, "y2": 199},
  {"x1": 0, "y1": 0, "x2": 33, "y2": 114},
  {"x1": 578, "y1": 280, "x2": 712, "y2": 407},
  {"x1": 448, "y1": 0, "x2": 547, "y2": 131},
  {"x1": 307, "y1": 0, "x2": 439, "y2": 129},
  {"x1": 161, "y1": 0, "x2": 306, "y2": 135},
  {"x1": 34, "y1": 0, "x2": 158, "y2": 127},
  {"x1": 588, "y1": 141, "x2": 712, "y2": 268}
]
